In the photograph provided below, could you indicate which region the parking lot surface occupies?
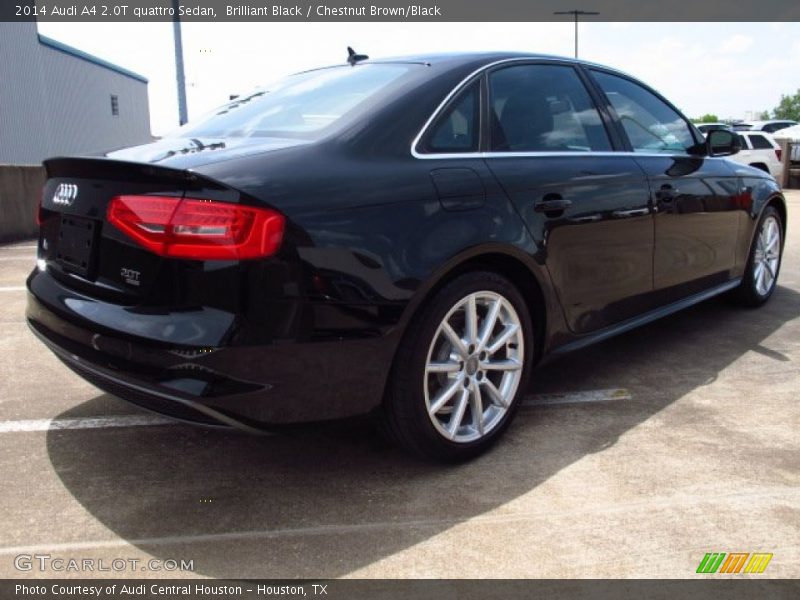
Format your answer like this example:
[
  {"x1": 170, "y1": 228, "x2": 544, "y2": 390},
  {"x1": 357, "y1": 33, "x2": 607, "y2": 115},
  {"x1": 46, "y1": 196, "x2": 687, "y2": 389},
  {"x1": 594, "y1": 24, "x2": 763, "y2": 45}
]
[{"x1": 1, "y1": 191, "x2": 798, "y2": 579}]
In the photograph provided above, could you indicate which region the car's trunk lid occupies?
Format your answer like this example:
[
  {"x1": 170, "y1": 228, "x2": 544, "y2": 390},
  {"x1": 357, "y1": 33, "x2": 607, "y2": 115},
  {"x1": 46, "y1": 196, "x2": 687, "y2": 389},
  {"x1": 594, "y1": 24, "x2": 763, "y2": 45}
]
[{"x1": 106, "y1": 136, "x2": 310, "y2": 170}]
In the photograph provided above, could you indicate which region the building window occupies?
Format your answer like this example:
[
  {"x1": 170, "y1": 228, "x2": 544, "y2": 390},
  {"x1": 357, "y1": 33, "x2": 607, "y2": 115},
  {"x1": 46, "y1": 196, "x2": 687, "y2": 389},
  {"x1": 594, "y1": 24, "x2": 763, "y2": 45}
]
[{"x1": 110, "y1": 95, "x2": 119, "y2": 116}]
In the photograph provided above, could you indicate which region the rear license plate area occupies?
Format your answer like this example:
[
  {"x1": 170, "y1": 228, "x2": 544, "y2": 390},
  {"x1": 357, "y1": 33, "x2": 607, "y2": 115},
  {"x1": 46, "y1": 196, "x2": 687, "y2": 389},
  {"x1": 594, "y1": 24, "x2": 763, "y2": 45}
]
[{"x1": 56, "y1": 215, "x2": 98, "y2": 277}]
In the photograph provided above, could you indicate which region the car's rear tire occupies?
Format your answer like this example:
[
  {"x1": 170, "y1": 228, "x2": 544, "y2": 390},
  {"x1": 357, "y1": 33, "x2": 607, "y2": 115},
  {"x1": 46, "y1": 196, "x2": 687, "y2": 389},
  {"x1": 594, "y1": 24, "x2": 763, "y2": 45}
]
[
  {"x1": 733, "y1": 206, "x2": 783, "y2": 307},
  {"x1": 382, "y1": 271, "x2": 534, "y2": 461}
]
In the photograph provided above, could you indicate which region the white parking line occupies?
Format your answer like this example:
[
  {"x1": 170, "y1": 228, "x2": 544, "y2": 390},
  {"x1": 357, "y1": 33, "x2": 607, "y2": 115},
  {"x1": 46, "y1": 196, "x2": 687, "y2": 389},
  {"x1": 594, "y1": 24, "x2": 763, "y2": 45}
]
[
  {"x1": 0, "y1": 389, "x2": 631, "y2": 434},
  {"x1": 0, "y1": 415, "x2": 176, "y2": 433},
  {"x1": 523, "y1": 388, "x2": 631, "y2": 406},
  {"x1": 0, "y1": 256, "x2": 34, "y2": 261},
  {"x1": 0, "y1": 244, "x2": 37, "y2": 251},
  {"x1": 0, "y1": 286, "x2": 26, "y2": 292}
]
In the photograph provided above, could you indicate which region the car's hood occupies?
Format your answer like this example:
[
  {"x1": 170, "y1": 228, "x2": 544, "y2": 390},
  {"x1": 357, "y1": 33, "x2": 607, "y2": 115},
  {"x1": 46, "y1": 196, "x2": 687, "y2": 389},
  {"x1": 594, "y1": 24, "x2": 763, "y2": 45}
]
[{"x1": 106, "y1": 136, "x2": 311, "y2": 169}]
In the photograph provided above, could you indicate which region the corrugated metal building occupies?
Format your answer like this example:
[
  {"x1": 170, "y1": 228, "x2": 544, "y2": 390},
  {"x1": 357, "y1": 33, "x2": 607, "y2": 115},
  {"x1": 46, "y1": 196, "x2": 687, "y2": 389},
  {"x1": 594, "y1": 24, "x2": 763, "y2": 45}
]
[{"x1": 0, "y1": 23, "x2": 152, "y2": 165}]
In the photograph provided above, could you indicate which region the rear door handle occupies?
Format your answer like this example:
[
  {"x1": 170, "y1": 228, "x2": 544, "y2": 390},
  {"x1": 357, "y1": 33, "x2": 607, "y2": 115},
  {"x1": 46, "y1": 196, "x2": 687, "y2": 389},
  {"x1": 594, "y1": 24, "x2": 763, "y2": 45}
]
[
  {"x1": 612, "y1": 208, "x2": 651, "y2": 218},
  {"x1": 655, "y1": 184, "x2": 675, "y2": 202},
  {"x1": 534, "y1": 195, "x2": 572, "y2": 214}
]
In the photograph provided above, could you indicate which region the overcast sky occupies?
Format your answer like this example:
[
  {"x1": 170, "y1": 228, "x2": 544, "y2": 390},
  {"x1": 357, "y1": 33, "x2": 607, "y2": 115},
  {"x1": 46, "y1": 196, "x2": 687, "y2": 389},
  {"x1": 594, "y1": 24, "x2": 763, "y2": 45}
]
[{"x1": 37, "y1": 21, "x2": 800, "y2": 136}]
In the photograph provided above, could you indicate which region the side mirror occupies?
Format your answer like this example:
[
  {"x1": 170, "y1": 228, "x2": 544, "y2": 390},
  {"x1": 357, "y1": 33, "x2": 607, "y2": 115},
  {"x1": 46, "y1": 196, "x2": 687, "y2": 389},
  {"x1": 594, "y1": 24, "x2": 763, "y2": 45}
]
[{"x1": 706, "y1": 129, "x2": 741, "y2": 157}]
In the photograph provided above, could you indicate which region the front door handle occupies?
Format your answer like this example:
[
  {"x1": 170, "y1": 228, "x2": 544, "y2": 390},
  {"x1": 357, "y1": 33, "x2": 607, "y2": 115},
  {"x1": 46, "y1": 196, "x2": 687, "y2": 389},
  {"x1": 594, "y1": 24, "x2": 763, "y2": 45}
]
[
  {"x1": 612, "y1": 207, "x2": 651, "y2": 218},
  {"x1": 534, "y1": 194, "x2": 572, "y2": 215}
]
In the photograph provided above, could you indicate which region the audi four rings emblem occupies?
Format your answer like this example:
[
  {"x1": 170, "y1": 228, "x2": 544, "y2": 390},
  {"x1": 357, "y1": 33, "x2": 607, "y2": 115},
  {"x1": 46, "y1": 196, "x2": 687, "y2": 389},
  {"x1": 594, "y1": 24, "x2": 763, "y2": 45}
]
[{"x1": 53, "y1": 183, "x2": 78, "y2": 206}]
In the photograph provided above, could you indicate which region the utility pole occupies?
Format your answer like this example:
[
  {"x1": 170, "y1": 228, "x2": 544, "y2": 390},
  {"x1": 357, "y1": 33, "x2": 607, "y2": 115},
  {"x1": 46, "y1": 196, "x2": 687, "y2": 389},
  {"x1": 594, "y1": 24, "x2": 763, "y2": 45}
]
[
  {"x1": 553, "y1": 9, "x2": 600, "y2": 58},
  {"x1": 172, "y1": 0, "x2": 188, "y2": 125}
]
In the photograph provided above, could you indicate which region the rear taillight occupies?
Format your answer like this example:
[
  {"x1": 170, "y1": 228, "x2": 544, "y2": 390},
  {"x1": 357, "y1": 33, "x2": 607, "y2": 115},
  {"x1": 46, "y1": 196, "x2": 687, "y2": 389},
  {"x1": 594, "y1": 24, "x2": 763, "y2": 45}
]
[
  {"x1": 107, "y1": 195, "x2": 285, "y2": 260},
  {"x1": 775, "y1": 148, "x2": 782, "y2": 162}
]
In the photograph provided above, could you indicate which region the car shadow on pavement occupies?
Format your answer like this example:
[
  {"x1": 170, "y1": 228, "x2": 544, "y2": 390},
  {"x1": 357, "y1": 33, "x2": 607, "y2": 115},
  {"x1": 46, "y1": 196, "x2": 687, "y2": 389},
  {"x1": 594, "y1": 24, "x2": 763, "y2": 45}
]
[{"x1": 46, "y1": 285, "x2": 800, "y2": 578}]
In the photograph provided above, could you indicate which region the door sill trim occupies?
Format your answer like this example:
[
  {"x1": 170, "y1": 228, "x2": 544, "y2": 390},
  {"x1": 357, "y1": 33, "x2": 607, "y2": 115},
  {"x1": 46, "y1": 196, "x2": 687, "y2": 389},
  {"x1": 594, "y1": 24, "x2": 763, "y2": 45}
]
[{"x1": 550, "y1": 278, "x2": 742, "y2": 356}]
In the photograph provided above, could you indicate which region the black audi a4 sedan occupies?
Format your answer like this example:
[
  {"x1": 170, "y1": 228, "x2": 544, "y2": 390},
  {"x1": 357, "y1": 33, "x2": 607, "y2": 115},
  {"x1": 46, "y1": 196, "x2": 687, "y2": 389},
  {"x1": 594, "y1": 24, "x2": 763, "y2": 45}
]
[{"x1": 27, "y1": 51, "x2": 786, "y2": 460}]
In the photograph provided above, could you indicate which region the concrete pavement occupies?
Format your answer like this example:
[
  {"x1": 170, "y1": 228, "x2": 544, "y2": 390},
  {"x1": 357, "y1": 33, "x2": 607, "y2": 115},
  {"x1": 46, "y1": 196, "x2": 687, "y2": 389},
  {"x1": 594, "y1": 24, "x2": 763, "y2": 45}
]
[{"x1": 0, "y1": 192, "x2": 798, "y2": 579}]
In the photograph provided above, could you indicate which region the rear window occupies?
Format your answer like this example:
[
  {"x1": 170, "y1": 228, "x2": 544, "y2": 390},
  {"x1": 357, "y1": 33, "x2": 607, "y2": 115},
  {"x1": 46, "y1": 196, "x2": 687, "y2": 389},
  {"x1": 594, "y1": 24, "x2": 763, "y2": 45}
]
[{"x1": 170, "y1": 64, "x2": 412, "y2": 140}]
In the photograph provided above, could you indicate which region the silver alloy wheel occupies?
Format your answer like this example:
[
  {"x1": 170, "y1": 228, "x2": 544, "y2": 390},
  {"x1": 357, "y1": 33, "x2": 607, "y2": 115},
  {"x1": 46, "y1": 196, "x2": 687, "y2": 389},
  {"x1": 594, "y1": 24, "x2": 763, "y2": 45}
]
[
  {"x1": 424, "y1": 291, "x2": 524, "y2": 443},
  {"x1": 753, "y1": 215, "x2": 781, "y2": 297}
]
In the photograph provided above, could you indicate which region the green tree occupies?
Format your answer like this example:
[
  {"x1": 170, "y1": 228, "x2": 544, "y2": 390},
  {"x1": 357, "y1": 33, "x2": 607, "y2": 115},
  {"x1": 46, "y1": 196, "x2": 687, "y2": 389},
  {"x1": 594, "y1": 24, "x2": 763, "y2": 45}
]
[
  {"x1": 695, "y1": 113, "x2": 720, "y2": 123},
  {"x1": 772, "y1": 90, "x2": 800, "y2": 121}
]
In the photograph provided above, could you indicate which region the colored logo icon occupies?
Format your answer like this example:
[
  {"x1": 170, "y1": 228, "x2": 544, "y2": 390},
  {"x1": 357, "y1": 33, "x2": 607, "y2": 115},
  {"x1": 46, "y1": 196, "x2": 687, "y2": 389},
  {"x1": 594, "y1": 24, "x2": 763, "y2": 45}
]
[{"x1": 697, "y1": 552, "x2": 773, "y2": 574}]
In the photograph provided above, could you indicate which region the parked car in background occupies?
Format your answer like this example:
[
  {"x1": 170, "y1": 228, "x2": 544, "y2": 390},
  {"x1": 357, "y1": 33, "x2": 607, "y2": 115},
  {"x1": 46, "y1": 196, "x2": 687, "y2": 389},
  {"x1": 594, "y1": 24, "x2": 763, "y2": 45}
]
[
  {"x1": 772, "y1": 124, "x2": 800, "y2": 164},
  {"x1": 733, "y1": 119, "x2": 797, "y2": 133},
  {"x1": 693, "y1": 122, "x2": 732, "y2": 135},
  {"x1": 729, "y1": 131, "x2": 784, "y2": 181},
  {"x1": 26, "y1": 52, "x2": 787, "y2": 460}
]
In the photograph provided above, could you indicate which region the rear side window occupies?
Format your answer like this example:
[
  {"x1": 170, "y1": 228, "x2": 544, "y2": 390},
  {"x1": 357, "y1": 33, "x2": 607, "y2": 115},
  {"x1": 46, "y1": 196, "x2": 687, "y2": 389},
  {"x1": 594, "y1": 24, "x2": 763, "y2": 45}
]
[
  {"x1": 488, "y1": 64, "x2": 611, "y2": 152},
  {"x1": 592, "y1": 70, "x2": 697, "y2": 154},
  {"x1": 749, "y1": 134, "x2": 774, "y2": 149},
  {"x1": 423, "y1": 82, "x2": 479, "y2": 153}
]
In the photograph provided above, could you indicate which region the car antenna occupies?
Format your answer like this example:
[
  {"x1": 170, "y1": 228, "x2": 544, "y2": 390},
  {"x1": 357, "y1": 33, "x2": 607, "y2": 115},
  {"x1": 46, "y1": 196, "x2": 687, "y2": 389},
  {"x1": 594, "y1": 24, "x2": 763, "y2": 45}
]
[{"x1": 347, "y1": 46, "x2": 369, "y2": 66}]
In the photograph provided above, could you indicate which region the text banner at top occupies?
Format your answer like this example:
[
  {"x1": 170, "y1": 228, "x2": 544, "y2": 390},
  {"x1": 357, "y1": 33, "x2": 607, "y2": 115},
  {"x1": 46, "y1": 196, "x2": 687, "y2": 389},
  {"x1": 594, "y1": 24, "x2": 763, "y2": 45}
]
[{"x1": 3, "y1": 0, "x2": 800, "y2": 22}]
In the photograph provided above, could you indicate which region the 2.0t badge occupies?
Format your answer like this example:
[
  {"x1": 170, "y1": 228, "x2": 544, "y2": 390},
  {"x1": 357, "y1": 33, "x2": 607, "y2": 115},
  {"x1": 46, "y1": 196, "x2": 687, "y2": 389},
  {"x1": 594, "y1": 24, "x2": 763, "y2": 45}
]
[
  {"x1": 52, "y1": 183, "x2": 78, "y2": 206},
  {"x1": 120, "y1": 267, "x2": 141, "y2": 286}
]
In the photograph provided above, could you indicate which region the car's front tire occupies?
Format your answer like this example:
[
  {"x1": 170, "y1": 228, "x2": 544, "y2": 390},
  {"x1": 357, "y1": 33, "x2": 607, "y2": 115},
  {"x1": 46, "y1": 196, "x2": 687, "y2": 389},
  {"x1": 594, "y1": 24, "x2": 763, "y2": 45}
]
[
  {"x1": 382, "y1": 271, "x2": 534, "y2": 461},
  {"x1": 734, "y1": 205, "x2": 783, "y2": 307}
]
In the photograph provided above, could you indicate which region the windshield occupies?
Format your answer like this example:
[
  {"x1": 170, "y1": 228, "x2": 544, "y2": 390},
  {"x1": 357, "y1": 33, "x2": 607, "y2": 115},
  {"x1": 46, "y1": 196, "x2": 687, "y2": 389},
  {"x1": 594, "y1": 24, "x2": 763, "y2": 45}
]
[{"x1": 169, "y1": 64, "x2": 412, "y2": 140}]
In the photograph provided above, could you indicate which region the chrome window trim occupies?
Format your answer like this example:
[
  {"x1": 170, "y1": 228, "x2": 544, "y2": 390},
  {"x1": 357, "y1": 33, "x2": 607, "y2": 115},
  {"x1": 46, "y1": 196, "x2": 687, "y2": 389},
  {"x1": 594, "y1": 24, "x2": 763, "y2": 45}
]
[
  {"x1": 410, "y1": 57, "x2": 714, "y2": 161},
  {"x1": 411, "y1": 57, "x2": 538, "y2": 160},
  {"x1": 415, "y1": 150, "x2": 611, "y2": 160},
  {"x1": 413, "y1": 150, "x2": 725, "y2": 161}
]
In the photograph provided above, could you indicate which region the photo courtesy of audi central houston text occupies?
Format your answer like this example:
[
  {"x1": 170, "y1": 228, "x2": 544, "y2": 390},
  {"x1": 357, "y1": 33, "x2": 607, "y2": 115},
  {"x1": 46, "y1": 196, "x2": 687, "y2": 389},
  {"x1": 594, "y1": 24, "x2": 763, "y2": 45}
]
[{"x1": 26, "y1": 50, "x2": 787, "y2": 461}]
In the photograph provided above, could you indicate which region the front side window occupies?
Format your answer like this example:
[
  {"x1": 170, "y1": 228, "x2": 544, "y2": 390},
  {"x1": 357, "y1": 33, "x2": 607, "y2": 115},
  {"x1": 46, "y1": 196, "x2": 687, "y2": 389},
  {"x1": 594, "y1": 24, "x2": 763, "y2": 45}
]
[
  {"x1": 592, "y1": 71, "x2": 697, "y2": 154},
  {"x1": 489, "y1": 64, "x2": 611, "y2": 152},
  {"x1": 171, "y1": 64, "x2": 412, "y2": 140},
  {"x1": 423, "y1": 82, "x2": 479, "y2": 153}
]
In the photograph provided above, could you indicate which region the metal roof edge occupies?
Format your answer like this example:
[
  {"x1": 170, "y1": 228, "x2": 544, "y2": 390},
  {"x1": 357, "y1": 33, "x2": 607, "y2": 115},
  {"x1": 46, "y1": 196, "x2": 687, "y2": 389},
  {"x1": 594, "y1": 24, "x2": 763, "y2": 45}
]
[{"x1": 38, "y1": 34, "x2": 149, "y2": 84}]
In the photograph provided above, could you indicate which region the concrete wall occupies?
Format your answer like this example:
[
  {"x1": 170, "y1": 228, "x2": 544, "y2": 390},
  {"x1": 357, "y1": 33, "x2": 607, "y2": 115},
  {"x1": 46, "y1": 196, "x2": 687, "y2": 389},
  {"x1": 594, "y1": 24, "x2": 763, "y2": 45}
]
[{"x1": 0, "y1": 165, "x2": 45, "y2": 242}]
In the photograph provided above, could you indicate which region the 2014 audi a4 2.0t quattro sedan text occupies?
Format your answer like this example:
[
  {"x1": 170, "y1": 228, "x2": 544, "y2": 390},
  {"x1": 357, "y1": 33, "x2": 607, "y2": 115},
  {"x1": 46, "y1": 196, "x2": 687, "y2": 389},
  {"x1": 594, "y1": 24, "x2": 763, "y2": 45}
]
[{"x1": 27, "y1": 51, "x2": 786, "y2": 461}]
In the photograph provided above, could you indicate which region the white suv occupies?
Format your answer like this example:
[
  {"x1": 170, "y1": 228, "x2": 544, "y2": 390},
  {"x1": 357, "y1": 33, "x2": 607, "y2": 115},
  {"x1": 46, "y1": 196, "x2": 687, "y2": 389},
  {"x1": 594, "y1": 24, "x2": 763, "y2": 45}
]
[{"x1": 729, "y1": 131, "x2": 784, "y2": 181}]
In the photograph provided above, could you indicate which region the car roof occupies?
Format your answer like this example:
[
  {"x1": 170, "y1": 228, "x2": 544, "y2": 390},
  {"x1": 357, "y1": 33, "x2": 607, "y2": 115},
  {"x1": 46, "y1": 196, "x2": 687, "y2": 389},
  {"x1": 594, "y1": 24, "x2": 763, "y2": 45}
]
[
  {"x1": 743, "y1": 119, "x2": 797, "y2": 126},
  {"x1": 293, "y1": 52, "x2": 591, "y2": 82},
  {"x1": 360, "y1": 51, "x2": 641, "y2": 77},
  {"x1": 370, "y1": 51, "x2": 576, "y2": 65}
]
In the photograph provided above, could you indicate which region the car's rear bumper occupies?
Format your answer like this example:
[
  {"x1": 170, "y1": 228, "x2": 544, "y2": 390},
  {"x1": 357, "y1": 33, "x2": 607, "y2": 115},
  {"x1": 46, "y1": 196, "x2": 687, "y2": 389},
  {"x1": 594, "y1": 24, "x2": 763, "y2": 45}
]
[
  {"x1": 26, "y1": 274, "x2": 400, "y2": 430},
  {"x1": 28, "y1": 322, "x2": 253, "y2": 430}
]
